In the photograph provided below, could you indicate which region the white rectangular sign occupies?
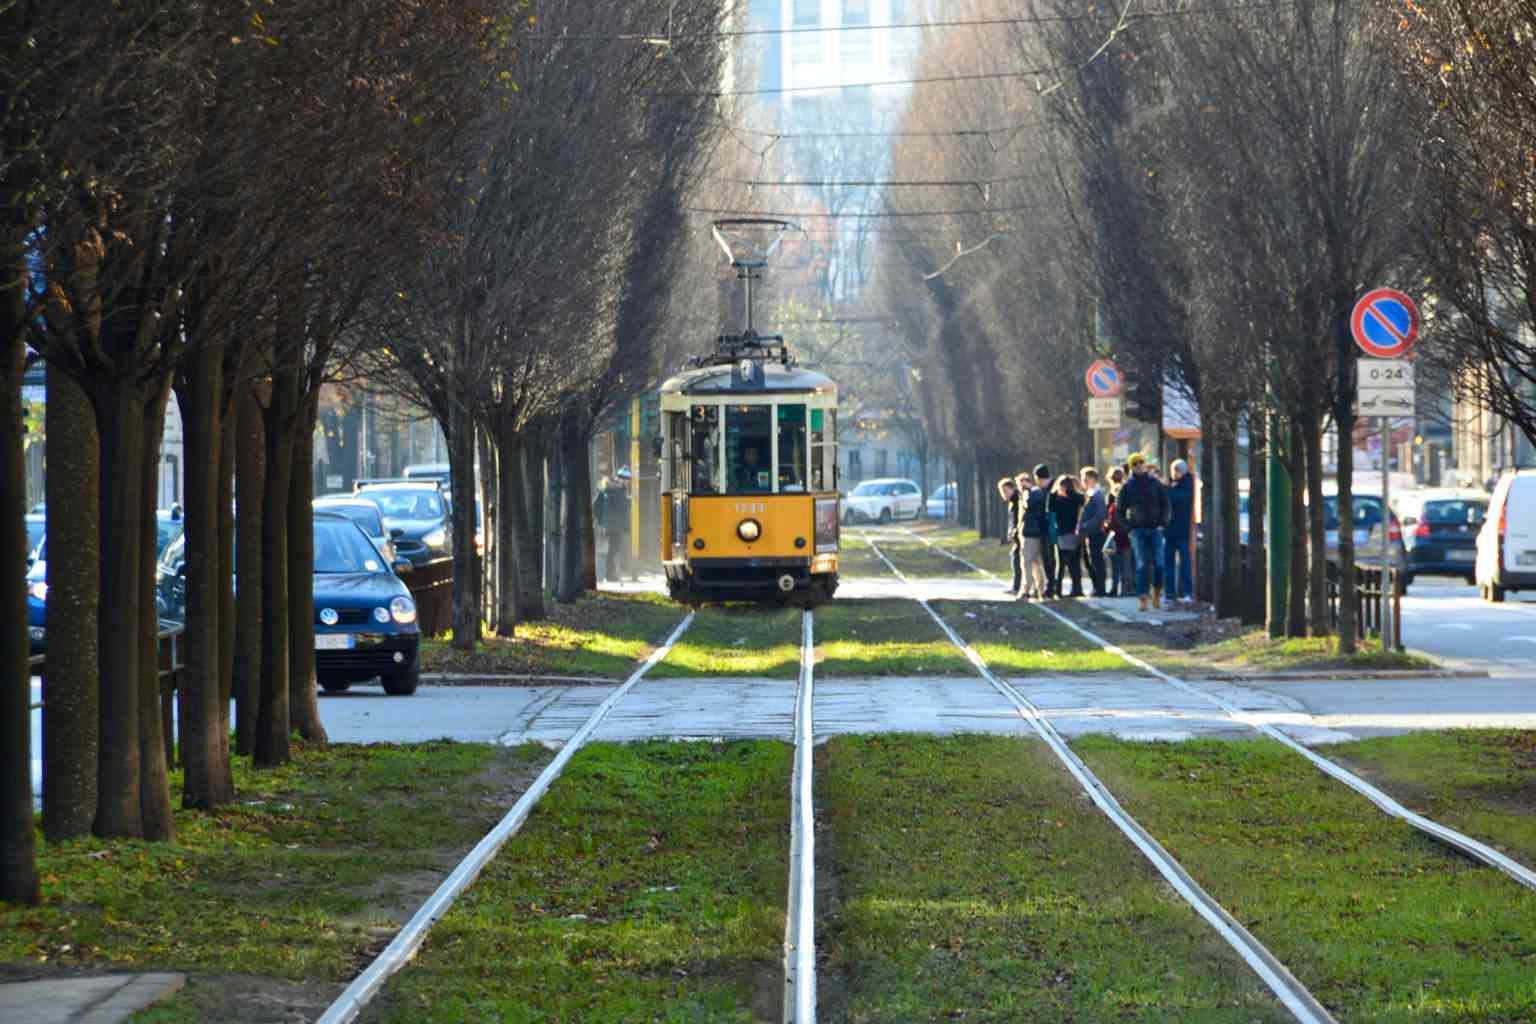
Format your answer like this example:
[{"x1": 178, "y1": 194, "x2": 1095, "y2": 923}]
[
  {"x1": 1088, "y1": 397, "x2": 1122, "y2": 430},
  {"x1": 1356, "y1": 358, "x2": 1414, "y2": 416}
]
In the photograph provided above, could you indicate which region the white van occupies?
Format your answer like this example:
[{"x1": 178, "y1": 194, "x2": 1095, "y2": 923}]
[{"x1": 1475, "y1": 469, "x2": 1536, "y2": 602}]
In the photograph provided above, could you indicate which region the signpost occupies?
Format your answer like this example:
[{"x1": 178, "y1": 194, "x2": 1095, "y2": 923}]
[
  {"x1": 1085, "y1": 360, "x2": 1123, "y2": 469},
  {"x1": 1351, "y1": 290, "x2": 1420, "y2": 651}
]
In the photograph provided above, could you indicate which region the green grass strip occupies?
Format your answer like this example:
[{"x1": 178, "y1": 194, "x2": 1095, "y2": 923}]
[
  {"x1": 836, "y1": 536, "x2": 890, "y2": 578},
  {"x1": 420, "y1": 592, "x2": 685, "y2": 678},
  {"x1": 365, "y1": 741, "x2": 790, "y2": 1023},
  {"x1": 934, "y1": 599, "x2": 1132, "y2": 675},
  {"x1": 1072, "y1": 736, "x2": 1536, "y2": 1020},
  {"x1": 1324, "y1": 729, "x2": 1536, "y2": 867},
  {"x1": 658, "y1": 604, "x2": 803, "y2": 678},
  {"x1": 819, "y1": 735, "x2": 1290, "y2": 1022},
  {"x1": 1, "y1": 742, "x2": 542, "y2": 980},
  {"x1": 814, "y1": 599, "x2": 974, "y2": 676}
]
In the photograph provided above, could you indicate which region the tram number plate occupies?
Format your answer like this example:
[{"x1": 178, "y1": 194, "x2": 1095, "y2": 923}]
[{"x1": 735, "y1": 503, "x2": 765, "y2": 514}]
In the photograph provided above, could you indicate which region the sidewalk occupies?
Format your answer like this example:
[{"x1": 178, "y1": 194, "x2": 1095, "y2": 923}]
[
  {"x1": 1082, "y1": 593, "x2": 1203, "y2": 626},
  {"x1": 0, "y1": 973, "x2": 184, "y2": 1024}
]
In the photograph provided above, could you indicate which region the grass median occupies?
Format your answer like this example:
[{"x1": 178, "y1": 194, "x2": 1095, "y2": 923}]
[
  {"x1": 818, "y1": 734, "x2": 1290, "y2": 1022},
  {"x1": 934, "y1": 599, "x2": 1132, "y2": 675},
  {"x1": 0, "y1": 741, "x2": 549, "y2": 1022},
  {"x1": 657, "y1": 604, "x2": 804, "y2": 678},
  {"x1": 1072, "y1": 735, "x2": 1536, "y2": 1020},
  {"x1": 1323, "y1": 729, "x2": 1536, "y2": 866},
  {"x1": 813, "y1": 599, "x2": 973, "y2": 676},
  {"x1": 419, "y1": 592, "x2": 685, "y2": 679},
  {"x1": 360, "y1": 740, "x2": 791, "y2": 1023}
]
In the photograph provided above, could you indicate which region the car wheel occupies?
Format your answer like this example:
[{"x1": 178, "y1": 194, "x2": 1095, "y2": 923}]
[
  {"x1": 1490, "y1": 583, "x2": 1506, "y2": 603},
  {"x1": 381, "y1": 663, "x2": 419, "y2": 696},
  {"x1": 319, "y1": 677, "x2": 351, "y2": 694},
  {"x1": 879, "y1": 507, "x2": 892, "y2": 525},
  {"x1": 1465, "y1": 575, "x2": 1477, "y2": 586}
]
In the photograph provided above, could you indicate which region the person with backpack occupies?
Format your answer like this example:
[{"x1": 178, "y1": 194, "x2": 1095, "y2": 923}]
[
  {"x1": 1018, "y1": 466, "x2": 1052, "y2": 600},
  {"x1": 1117, "y1": 452, "x2": 1172, "y2": 610}
]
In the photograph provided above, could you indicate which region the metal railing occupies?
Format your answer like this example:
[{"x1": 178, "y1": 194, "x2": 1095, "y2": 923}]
[
  {"x1": 30, "y1": 625, "x2": 187, "y2": 770},
  {"x1": 1326, "y1": 562, "x2": 1403, "y2": 649}
]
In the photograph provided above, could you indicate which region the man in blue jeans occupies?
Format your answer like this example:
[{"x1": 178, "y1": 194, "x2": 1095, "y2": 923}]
[
  {"x1": 1163, "y1": 458, "x2": 1196, "y2": 603},
  {"x1": 1116, "y1": 453, "x2": 1171, "y2": 610}
]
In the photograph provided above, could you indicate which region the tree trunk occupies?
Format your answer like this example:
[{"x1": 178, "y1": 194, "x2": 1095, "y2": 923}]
[
  {"x1": 545, "y1": 441, "x2": 563, "y2": 594},
  {"x1": 233, "y1": 384, "x2": 265, "y2": 757},
  {"x1": 1199, "y1": 436, "x2": 1216, "y2": 604},
  {"x1": 1286, "y1": 420, "x2": 1308, "y2": 639},
  {"x1": 175, "y1": 343, "x2": 235, "y2": 809},
  {"x1": 1217, "y1": 436, "x2": 1243, "y2": 618},
  {"x1": 1245, "y1": 414, "x2": 1267, "y2": 627},
  {"x1": 93, "y1": 386, "x2": 147, "y2": 838},
  {"x1": 577, "y1": 432, "x2": 597, "y2": 592},
  {"x1": 136, "y1": 381, "x2": 175, "y2": 841},
  {"x1": 43, "y1": 362, "x2": 100, "y2": 839},
  {"x1": 1303, "y1": 411, "x2": 1330, "y2": 638},
  {"x1": 0, "y1": 306, "x2": 39, "y2": 904},
  {"x1": 287, "y1": 398, "x2": 327, "y2": 743},
  {"x1": 496, "y1": 426, "x2": 518, "y2": 635},
  {"x1": 1334, "y1": 397, "x2": 1357, "y2": 653},
  {"x1": 478, "y1": 424, "x2": 498, "y2": 635},
  {"x1": 255, "y1": 371, "x2": 298, "y2": 768},
  {"x1": 557, "y1": 417, "x2": 584, "y2": 603},
  {"x1": 447, "y1": 400, "x2": 481, "y2": 650},
  {"x1": 217, "y1": 398, "x2": 237, "y2": 760},
  {"x1": 509, "y1": 435, "x2": 546, "y2": 621}
]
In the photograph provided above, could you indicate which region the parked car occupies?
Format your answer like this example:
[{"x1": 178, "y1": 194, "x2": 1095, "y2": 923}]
[
  {"x1": 1322, "y1": 492, "x2": 1383, "y2": 562},
  {"x1": 843, "y1": 478, "x2": 924, "y2": 524},
  {"x1": 1364, "y1": 491, "x2": 1485, "y2": 587},
  {"x1": 311, "y1": 511, "x2": 421, "y2": 695},
  {"x1": 313, "y1": 496, "x2": 397, "y2": 564},
  {"x1": 24, "y1": 513, "x2": 45, "y2": 566},
  {"x1": 1476, "y1": 469, "x2": 1536, "y2": 602},
  {"x1": 925, "y1": 482, "x2": 958, "y2": 519},
  {"x1": 353, "y1": 481, "x2": 452, "y2": 566},
  {"x1": 29, "y1": 510, "x2": 186, "y2": 655}
]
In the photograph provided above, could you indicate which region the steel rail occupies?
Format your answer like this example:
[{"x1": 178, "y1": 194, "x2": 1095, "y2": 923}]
[
  {"x1": 783, "y1": 610, "x2": 818, "y2": 1023},
  {"x1": 862, "y1": 533, "x2": 1336, "y2": 1024},
  {"x1": 902, "y1": 528, "x2": 1536, "y2": 894},
  {"x1": 315, "y1": 612, "x2": 697, "y2": 1024}
]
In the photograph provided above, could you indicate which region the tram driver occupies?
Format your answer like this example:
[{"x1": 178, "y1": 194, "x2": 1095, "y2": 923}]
[{"x1": 735, "y1": 445, "x2": 771, "y2": 493}]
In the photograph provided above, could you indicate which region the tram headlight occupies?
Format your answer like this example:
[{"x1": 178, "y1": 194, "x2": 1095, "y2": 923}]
[{"x1": 737, "y1": 519, "x2": 761, "y2": 543}]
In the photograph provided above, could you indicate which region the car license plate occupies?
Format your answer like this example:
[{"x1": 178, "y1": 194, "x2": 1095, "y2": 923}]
[
  {"x1": 1519, "y1": 552, "x2": 1536, "y2": 567},
  {"x1": 1447, "y1": 549, "x2": 1474, "y2": 561},
  {"x1": 315, "y1": 633, "x2": 354, "y2": 651}
]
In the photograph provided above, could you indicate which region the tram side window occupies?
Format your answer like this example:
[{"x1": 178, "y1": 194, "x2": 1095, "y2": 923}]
[
  {"x1": 689, "y1": 405, "x2": 721, "y2": 495},
  {"x1": 809, "y1": 408, "x2": 831, "y2": 491},
  {"x1": 726, "y1": 404, "x2": 773, "y2": 494},
  {"x1": 665, "y1": 412, "x2": 687, "y2": 492},
  {"x1": 777, "y1": 404, "x2": 807, "y2": 492}
]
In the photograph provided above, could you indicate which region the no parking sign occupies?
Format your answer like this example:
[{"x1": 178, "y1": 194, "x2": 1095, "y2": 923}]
[
  {"x1": 1084, "y1": 359, "x2": 1123, "y2": 398},
  {"x1": 1351, "y1": 289, "x2": 1419, "y2": 359}
]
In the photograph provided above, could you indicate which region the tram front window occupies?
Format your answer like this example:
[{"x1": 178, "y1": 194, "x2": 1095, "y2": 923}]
[{"x1": 726, "y1": 405, "x2": 773, "y2": 493}]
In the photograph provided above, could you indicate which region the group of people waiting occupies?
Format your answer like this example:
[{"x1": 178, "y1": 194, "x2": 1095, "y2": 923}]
[{"x1": 997, "y1": 452, "x2": 1196, "y2": 611}]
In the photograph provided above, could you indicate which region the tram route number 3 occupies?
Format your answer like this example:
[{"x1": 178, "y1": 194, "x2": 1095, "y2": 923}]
[{"x1": 736, "y1": 503, "x2": 766, "y2": 514}]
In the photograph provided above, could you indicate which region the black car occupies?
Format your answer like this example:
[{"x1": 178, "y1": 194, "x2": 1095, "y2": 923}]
[
  {"x1": 312, "y1": 512, "x2": 421, "y2": 695},
  {"x1": 353, "y1": 482, "x2": 452, "y2": 567}
]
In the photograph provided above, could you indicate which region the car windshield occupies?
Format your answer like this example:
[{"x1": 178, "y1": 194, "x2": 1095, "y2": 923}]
[
  {"x1": 156, "y1": 517, "x2": 184, "y2": 557},
  {"x1": 1423, "y1": 499, "x2": 1485, "y2": 525},
  {"x1": 25, "y1": 518, "x2": 45, "y2": 554},
  {"x1": 320, "y1": 503, "x2": 385, "y2": 535},
  {"x1": 851, "y1": 482, "x2": 882, "y2": 497},
  {"x1": 313, "y1": 518, "x2": 386, "y2": 574},
  {"x1": 363, "y1": 490, "x2": 442, "y2": 519}
]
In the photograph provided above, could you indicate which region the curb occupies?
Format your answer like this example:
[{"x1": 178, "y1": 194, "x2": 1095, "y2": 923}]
[
  {"x1": 1188, "y1": 669, "x2": 1490, "y2": 682},
  {"x1": 420, "y1": 673, "x2": 618, "y2": 686}
]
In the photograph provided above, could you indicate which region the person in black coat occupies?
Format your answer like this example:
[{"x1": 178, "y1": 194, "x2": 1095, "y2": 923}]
[
  {"x1": 1118, "y1": 453, "x2": 1172, "y2": 609},
  {"x1": 997, "y1": 476, "x2": 1023, "y2": 595},
  {"x1": 1049, "y1": 475, "x2": 1086, "y2": 597},
  {"x1": 1024, "y1": 464, "x2": 1057, "y2": 598},
  {"x1": 1077, "y1": 467, "x2": 1108, "y2": 596}
]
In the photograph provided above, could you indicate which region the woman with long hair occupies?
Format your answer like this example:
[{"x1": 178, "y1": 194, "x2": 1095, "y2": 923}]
[{"x1": 1049, "y1": 474, "x2": 1086, "y2": 598}]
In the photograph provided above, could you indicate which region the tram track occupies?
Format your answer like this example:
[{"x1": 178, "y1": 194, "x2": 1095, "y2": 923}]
[
  {"x1": 315, "y1": 612, "x2": 697, "y2": 1024},
  {"x1": 785, "y1": 609, "x2": 817, "y2": 1024},
  {"x1": 860, "y1": 531, "x2": 1336, "y2": 1024},
  {"x1": 893, "y1": 526, "x2": 1536, "y2": 895}
]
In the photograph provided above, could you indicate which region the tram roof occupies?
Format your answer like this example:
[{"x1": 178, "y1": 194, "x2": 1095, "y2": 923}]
[{"x1": 659, "y1": 362, "x2": 836, "y2": 397}]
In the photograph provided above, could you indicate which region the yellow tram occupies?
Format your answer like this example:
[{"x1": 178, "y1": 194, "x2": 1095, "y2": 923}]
[{"x1": 657, "y1": 220, "x2": 840, "y2": 606}]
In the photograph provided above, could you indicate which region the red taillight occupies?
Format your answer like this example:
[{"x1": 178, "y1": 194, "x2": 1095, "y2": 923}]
[
  {"x1": 1413, "y1": 521, "x2": 1430, "y2": 540},
  {"x1": 1388, "y1": 523, "x2": 1402, "y2": 543},
  {"x1": 1500, "y1": 502, "x2": 1508, "y2": 539}
]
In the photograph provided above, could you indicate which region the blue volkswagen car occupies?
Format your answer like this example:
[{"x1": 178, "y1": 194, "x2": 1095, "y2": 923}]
[{"x1": 311, "y1": 511, "x2": 421, "y2": 696}]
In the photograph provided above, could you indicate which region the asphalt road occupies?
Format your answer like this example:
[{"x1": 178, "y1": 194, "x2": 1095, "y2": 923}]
[{"x1": 1399, "y1": 575, "x2": 1536, "y2": 675}]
